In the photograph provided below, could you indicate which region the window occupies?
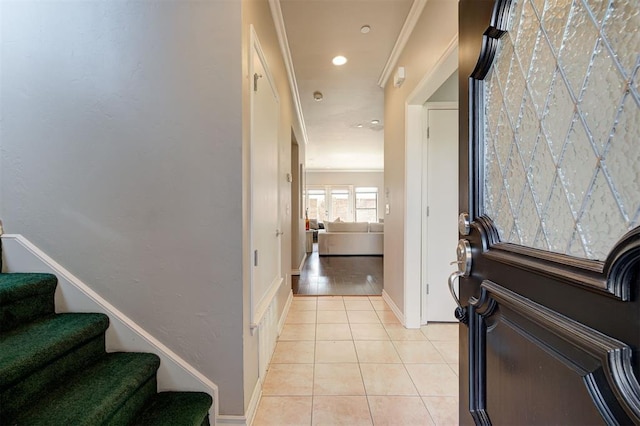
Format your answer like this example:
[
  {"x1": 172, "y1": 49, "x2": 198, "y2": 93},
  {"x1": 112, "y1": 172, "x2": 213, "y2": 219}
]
[
  {"x1": 305, "y1": 185, "x2": 379, "y2": 223},
  {"x1": 307, "y1": 189, "x2": 327, "y2": 222},
  {"x1": 330, "y1": 188, "x2": 351, "y2": 221},
  {"x1": 355, "y1": 187, "x2": 378, "y2": 223}
]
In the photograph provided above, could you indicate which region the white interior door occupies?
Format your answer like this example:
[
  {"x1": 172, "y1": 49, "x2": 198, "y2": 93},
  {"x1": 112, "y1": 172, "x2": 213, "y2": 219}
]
[
  {"x1": 423, "y1": 106, "x2": 458, "y2": 323},
  {"x1": 250, "y1": 31, "x2": 281, "y2": 326}
]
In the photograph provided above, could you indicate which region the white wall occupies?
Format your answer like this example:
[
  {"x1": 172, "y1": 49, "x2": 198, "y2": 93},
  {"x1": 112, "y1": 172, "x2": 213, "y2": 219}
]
[
  {"x1": 1, "y1": 1, "x2": 245, "y2": 415},
  {"x1": 306, "y1": 171, "x2": 384, "y2": 221},
  {"x1": 428, "y1": 70, "x2": 458, "y2": 103},
  {"x1": 383, "y1": 0, "x2": 458, "y2": 319}
]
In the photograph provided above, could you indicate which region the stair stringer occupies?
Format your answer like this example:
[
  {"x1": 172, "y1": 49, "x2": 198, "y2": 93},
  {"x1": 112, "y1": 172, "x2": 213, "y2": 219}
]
[{"x1": 1, "y1": 234, "x2": 219, "y2": 423}]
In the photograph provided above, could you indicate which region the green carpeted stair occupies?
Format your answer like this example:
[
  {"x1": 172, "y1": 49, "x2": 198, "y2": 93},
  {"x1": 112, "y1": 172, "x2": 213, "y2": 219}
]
[{"x1": 0, "y1": 273, "x2": 212, "y2": 425}]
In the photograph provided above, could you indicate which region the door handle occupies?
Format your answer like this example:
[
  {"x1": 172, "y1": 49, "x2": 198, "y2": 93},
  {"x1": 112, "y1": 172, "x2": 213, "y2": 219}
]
[
  {"x1": 448, "y1": 270, "x2": 467, "y2": 323},
  {"x1": 276, "y1": 229, "x2": 284, "y2": 237},
  {"x1": 448, "y1": 239, "x2": 472, "y2": 324},
  {"x1": 448, "y1": 269, "x2": 464, "y2": 309}
]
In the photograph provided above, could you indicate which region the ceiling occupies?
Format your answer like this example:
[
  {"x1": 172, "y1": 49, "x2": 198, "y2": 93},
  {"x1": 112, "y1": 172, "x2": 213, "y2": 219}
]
[{"x1": 279, "y1": 0, "x2": 414, "y2": 172}]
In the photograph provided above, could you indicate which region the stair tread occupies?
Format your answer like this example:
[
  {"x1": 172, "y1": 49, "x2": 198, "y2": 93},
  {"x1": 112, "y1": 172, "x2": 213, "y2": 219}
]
[
  {"x1": 131, "y1": 391, "x2": 213, "y2": 426},
  {"x1": 15, "y1": 352, "x2": 161, "y2": 425},
  {"x1": 0, "y1": 273, "x2": 57, "y2": 304},
  {"x1": 0, "y1": 313, "x2": 109, "y2": 388}
]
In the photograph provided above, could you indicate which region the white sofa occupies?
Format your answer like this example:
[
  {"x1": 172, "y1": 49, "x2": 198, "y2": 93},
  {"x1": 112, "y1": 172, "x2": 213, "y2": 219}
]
[{"x1": 318, "y1": 221, "x2": 383, "y2": 256}]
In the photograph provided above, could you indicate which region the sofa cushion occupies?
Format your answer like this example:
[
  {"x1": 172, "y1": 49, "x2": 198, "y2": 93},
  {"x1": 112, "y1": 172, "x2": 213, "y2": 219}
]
[
  {"x1": 324, "y1": 221, "x2": 369, "y2": 233},
  {"x1": 318, "y1": 231, "x2": 383, "y2": 255},
  {"x1": 369, "y1": 222, "x2": 384, "y2": 233}
]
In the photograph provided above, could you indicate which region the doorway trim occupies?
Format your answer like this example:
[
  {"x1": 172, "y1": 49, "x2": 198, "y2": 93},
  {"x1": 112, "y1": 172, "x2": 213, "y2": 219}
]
[
  {"x1": 249, "y1": 25, "x2": 282, "y2": 330},
  {"x1": 421, "y1": 102, "x2": 459, "y2": 324},
  {"x1": 404, "y1": 36, "x2": 458, "y2": 328}
]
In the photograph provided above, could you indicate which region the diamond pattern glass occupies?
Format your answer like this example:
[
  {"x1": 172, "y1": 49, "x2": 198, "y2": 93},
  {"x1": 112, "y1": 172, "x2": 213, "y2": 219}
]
[
  {"x1": 527, "y1": 30, "x2": 556, "y2": 116},
  {"x1": 540, "y1": 175, "x2": 576, "y2": 254},
  {"x1": 483, "y1": 0, "x2": 640, "y2": 261},
  {"x1": 516, "y1": 92, "x2": 540, "y2": 166},
  {"x1": 533, "y1": 227, "x2": 550, "y2": 251},
  {"x1": 515, "y1": 184, "x2": 541, "y2": 246},
  {"x1": 558, "y1": 0, "x2": 599, "y2": 99},
  {"x1": 541, "y1": 70, "x2": 574, "y2": 162},
  {"x1": 540, "y1": 0, "x2": 572, "y2": 55},
  {"x1": 577, "y1": 169, "x2": 628, "y2": 260},
  {"x1": 514, "y1": 0, "x2": 541, "y2": 77},
  {"x1": 603, "y1": 92, "x2": 640, "y2": 224},
  {"x1": 557, "y1": 117, "x2": 598, "y2": 216},
  {"x1": 602, "y1": 0, "x2": 640, "y2": 79},
  {"x1": 527, "y1": 134, "x2": 556, "y2": 211},
  {"x1": 579, "y1": 38, "x2": 627, "y2": 154}
]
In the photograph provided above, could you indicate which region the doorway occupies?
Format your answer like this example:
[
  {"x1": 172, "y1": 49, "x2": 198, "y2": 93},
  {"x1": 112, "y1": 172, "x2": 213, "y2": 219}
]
[
  {"x1": 422, "y1": 103, "x2": 459, "y2": 323},
  {"x1": 249, "y1": 26, "x2": 282, "y2": 329},
  {"x1": 291, "y1": 137, "x2": 301, "y2": 274},
  {"x1": 404, "y1": 39, "x2": 458, "y2": 328}
]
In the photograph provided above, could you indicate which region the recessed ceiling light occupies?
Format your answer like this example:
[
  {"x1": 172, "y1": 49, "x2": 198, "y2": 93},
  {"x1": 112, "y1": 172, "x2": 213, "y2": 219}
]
[
  {"x1": 356, "y1": 124, "x2": 363, "y2": 128},
  {"x1": 360, "y1": 25, "x2": 371, "y2": 34},
  {"x1": 313, "y1": 91, "x2": 323, "y2": 101},
  {"x1": 371, "y1": 119, "x2": 380, "y2": 125},
  {"x1": 332, "y1": 55, "x2": 348, "y2": 66}
]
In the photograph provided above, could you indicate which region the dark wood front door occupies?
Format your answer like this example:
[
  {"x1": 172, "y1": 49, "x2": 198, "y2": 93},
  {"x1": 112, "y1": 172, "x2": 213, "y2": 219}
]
[{"x1": 458, "y1": 0, "x2": 640, "y2": 424}]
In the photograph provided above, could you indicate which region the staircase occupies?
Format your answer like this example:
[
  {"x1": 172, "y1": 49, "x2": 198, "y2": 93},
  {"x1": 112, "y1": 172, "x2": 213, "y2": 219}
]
[{"x1": 0, "y1": 273, "x2": 213, "y2": 425}]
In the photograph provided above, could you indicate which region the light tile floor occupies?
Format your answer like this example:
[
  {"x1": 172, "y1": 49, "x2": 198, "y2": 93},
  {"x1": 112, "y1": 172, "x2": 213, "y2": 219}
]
[{"x1": 253, "y1": 296, "x2": 459, "y2": 425}]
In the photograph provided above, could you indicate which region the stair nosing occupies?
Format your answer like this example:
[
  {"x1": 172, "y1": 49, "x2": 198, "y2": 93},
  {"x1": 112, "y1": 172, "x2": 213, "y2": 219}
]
[
  {"x1": 0, "y1": 273, "x2": 58, "y2": 304},
  {"x1": 0, "y1": 313, "x2": 109, "y2": 388},
  {"x1": 14, "y1": 352, "x2": 161, "y2": 425}
]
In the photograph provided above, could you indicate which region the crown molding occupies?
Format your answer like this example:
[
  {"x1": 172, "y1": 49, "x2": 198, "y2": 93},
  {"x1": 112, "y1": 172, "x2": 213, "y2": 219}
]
[
  {"x1": 377, "y1": 0, "x2": 429, "y2": 88},
  {"x1": 269, "y1": 0, "x2": 308, "y2": 145},
  {"x1": 407, "y1": 34, "x2": 459, "y2": 104}
]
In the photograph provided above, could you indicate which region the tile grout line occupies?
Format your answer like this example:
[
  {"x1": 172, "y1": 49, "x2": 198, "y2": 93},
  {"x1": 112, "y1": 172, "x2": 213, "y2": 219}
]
[
  {"x1": 310, "y1": 297, "x2": 317, "y2": 426},
  {"x1": 266, "y1": 297, "x2": 459, "y2": 425}
]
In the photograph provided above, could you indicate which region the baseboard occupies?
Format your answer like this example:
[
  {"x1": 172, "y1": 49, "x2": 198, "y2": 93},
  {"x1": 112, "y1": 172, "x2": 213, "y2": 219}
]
[
  {"x1": 1, "y1": 234, "x2": 219, "y2": 421},
  {"x1": 382, "y1": 290, "x2": 405, "y2": 325},
  {"x1": 278, "y1": 290, "x2": 294, "y2": 335},
  {"x1": 216, "y1": 294, "x2": 293, "y2": 426},
  {"x1": 242, "y1": 290, "x2": 292, "y2": 426},
  {"x1": 245, "y1": 376, "x2": 262, "y2": 426},
  {"x1": 215, "y1": 415, "x2": 247, "y2": 425},
  {"x1": 291, "y1": 253, "x2": 307, "y2": 276},
  {"x1": 215, "y1": 375, "x2": 261, "y2": 425}
]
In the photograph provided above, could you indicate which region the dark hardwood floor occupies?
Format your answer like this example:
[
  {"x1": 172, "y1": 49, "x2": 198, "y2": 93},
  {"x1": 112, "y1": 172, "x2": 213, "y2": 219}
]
[{"x1": 292, "y1": 244, "x2": 383, "y2": 296}]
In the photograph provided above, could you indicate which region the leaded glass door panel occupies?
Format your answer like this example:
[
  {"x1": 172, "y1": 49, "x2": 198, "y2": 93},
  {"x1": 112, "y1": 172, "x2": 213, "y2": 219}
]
[{"x1": 458, "y1": 0, "x2": 640, "y2": 423}]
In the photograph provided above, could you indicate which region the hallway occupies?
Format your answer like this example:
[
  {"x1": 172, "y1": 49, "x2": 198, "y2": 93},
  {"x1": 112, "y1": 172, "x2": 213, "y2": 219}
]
[
  {"x1": 253, "y1": 296, "x2": 459, "y2": 425},
  {"x1": 292, "y1": 245, "x2": 383, "y2": 296}
]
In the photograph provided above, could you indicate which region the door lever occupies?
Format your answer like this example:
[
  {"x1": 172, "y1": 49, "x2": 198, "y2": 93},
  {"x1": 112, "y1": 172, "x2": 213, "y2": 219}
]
[
  {"x1": 448, "y1": 270, "x2": 468, "y2": 324},
  {"x1": 448, "y1": 239, "x2": 472, "y2": 324},
  {"x1": 448, "y1": 270, "x2": 465, "y2": 309}
]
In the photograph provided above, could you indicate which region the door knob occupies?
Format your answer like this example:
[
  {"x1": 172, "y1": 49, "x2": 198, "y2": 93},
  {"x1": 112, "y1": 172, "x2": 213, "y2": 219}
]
[
  {"x1": 458, "y1": 212, "x2": 471, "y2": 236},
  {"x1": 276, "y1": 229, "x2": 284, "y2": 237}
]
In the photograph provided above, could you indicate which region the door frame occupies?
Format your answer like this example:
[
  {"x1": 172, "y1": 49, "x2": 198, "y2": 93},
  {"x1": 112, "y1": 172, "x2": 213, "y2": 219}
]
[
  {"x1": 248, "y1": 25, "x2": 282, "y2": 331},
  {"x1": 421, "y1": 102, "x2": 459, "y2": 324},
  {"x1": 404, "y1": 37, "x2": 458, "y2": 328}
]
